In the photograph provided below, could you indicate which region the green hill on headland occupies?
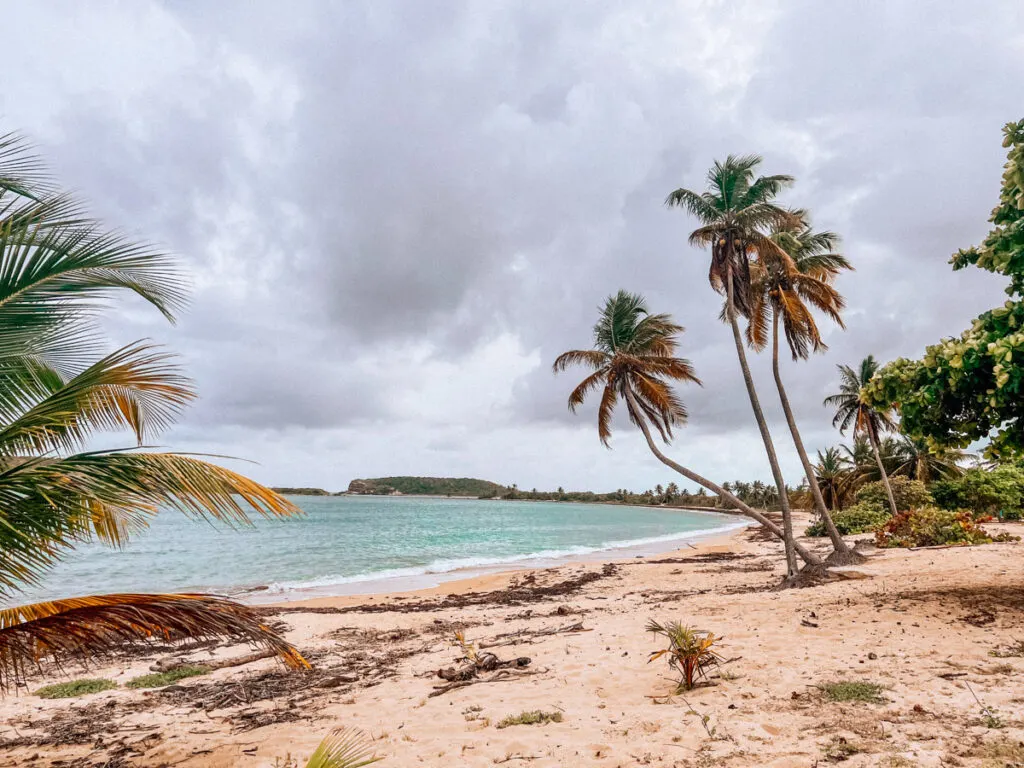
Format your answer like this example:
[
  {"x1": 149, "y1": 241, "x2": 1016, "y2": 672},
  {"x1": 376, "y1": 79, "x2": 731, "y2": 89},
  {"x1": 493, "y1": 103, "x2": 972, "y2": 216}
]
[
  {"x1": 346, "y1": 476, "x2": 507, "y2": 497},
  {"x1": 271, "y1": 487, "x2": 331, "y2": 496}
]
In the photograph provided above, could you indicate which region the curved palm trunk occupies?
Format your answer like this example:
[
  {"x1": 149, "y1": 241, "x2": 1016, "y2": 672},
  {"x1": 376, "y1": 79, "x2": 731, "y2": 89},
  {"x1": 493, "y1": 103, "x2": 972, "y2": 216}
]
[
  {"x1": 725, "y1": 265, "x2": 799, "y2": 577},
  {"x1": 624, "y1": 388, "x2": 821, "y2": 566},
  {"x1": 867, "y1": 425, "x2": 899, "y2": 516},
  {"x1": 771, "y1": 313, "x2": 857, "y2": 560}
]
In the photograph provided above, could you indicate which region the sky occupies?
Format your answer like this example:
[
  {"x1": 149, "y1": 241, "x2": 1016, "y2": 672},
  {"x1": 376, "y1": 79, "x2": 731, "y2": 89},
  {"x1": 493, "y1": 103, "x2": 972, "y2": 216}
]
[{"x1": 1, "y1": 1, "x2": 1022, "y2": 493}]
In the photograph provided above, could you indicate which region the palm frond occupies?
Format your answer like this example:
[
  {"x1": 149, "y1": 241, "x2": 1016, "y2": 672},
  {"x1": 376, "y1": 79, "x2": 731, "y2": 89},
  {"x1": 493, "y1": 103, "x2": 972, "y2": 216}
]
[
  {"x1": 305, "y1": 727, "x2": 382, "y2": 768},
  {"x1": 0, "y1": 593, "x2": 309, "y2": 690},
  {"x1": 0, "y1": 451, "x2": 300, "y2": 594},
  {"x1": 0, "y1": 341, "x2": 193, "y2": 456}
]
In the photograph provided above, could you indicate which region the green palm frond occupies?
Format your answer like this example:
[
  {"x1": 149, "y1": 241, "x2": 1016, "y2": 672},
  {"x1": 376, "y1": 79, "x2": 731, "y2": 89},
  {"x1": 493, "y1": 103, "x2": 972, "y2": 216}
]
[
  {"x1": 0, "y1": 341, "x2": 193, "y2": 455},
  {"x1": 0, "y1": 593, "x2": 309, "y2": 691},
  {"x1": 0, "y1": 451, "x2": 300, "y2": 594},
  {"x1": 305, "y1": 728, "x2": 382, "y2": 768}
]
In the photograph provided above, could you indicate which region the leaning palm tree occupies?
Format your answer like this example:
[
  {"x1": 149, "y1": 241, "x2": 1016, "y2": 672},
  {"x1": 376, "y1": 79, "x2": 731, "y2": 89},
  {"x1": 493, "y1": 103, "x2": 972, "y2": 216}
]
[
  {"x1": 746, "y1": 220, "x2": 859, "y2": 561},
  {"x1": 824, "y1": 356, "x2": 899, "y2": 516},
  {"x1": 0, "y1": 131, "x2": 307, "y2": 687},
  {"x1": 554, "y1": 290, "x2": 821, "y2": 568},
  {"x1": 666, "y1": 155, "x2": 804, "y2": 576}
]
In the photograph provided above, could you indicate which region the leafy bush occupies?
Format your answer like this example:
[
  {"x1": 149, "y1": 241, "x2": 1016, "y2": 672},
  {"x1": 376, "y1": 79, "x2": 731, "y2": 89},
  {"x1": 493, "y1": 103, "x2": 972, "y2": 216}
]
[
  {"x1": 856, "y1": 477, "x2": 932, "y2": 510},
  {"x1": 931, "y1": 466, "x2": 1024, "y2": 520},
  {"x1": 35, "y1": 678, "x2": 117, "y2": 698},
  {"x1": 806, "y1": 502, "x2": 890, "y2": 537},
  {"x1": 875, "y1": 506, "x2": 995, "y2": 548},
  {"x1": 126, "y1": 665, "x2": 210, "y2": 689}
]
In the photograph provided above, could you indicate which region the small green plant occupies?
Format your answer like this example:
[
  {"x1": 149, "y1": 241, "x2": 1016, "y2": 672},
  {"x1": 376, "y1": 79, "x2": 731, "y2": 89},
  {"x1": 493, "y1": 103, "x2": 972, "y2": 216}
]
[
  {"x1": 967, "y1": 681, "x2": 1006, "y2": 730},
  {"x1": 35, "y1": 678, "x2": 117, "y2": 699},
  {"x1": 647, "y1": 620, "x2": 723, "y2": 691},
  {"x1": 126, "y1": 665, "x2": 210, "y2": 689},
  {"x1": 822, "y1": 735, "x2": 862, "y2": 761},
  {"x1": 990, "y1": 638, "x2": 1024, "y2": 658},
  {"x1": 806, "y1": 502, "x2": 890, "y2": 536},
  {"x1": 817, "y1": 680, "x2": 886, "y2": 704},
  {"x1": 496, "y1": 710, "x2": 563, "y2": 729}
]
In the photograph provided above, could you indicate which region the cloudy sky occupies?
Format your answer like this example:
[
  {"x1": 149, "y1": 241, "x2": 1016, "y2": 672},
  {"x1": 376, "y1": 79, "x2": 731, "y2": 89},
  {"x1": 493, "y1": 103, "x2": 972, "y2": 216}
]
[{"x1": 2, "y1": 1, "x2": 1022, "y2": 492}]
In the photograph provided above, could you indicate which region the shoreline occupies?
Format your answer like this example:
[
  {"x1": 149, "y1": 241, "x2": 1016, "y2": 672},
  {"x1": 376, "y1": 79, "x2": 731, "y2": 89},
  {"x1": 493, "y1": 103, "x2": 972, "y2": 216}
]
[{"x1": 245, "y1": 514, "x2": 752, "y2": 605}]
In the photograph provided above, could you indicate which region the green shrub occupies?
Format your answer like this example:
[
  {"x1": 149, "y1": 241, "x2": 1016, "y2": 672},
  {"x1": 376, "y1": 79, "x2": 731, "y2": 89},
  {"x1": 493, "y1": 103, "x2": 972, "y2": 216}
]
[
  {"x1": 35, "y1": 678, "x2": 117, "y2": 698},
  {"x1": 126, "y1": 665, "x2": 210, "y2": 689},
  {"x1": 806, "y1": 502, "x2": 890, "y2": 536},
  {"x1": 818, "y1": 680, "x2": 886, "y2": 704},
  {"x1": 856, "y1": 477, "x2": 932, "y2": 510},
  {"x1": 931, "y1": 466, "x2": 1024, "y2": 520},
  {"x1": 496, "y1": 710, "x2": 563, "y2": 729},
  {"x1": 875, "y1": 506, "x2": 995, "y2": 548}
]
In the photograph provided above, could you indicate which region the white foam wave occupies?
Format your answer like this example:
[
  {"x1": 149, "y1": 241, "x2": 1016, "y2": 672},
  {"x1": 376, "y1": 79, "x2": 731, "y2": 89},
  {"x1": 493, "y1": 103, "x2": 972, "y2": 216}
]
[{"x1": 263, "y1": 520, "x2": 749, "y2": 595}]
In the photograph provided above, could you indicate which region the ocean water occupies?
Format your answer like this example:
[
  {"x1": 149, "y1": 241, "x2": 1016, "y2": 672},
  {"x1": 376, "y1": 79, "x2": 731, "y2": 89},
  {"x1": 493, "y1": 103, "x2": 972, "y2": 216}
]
[{"x1": 10, "y1": 496, "x2": 745, "y2": 604}]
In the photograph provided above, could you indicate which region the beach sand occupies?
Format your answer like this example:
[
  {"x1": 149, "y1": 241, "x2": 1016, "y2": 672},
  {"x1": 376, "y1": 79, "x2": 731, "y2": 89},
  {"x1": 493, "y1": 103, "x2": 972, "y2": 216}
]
[{"x1": 3, "y1": 513, "x2": 1023, "y2": 767}]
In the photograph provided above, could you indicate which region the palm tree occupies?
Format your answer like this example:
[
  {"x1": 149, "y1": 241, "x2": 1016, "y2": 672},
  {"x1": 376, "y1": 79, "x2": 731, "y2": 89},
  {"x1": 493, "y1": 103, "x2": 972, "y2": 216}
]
[
  {"x1": 889, "y1": 434, "x2": 971, "y2": 483},
  {"x1": 667, "y1": 155, "x2": 804, "y2": 576},
  {"x1": 824, "y1": 356, "x2": 899, "y2": 516},
  {"x1": 0, "y1": 132, "x2": 307, "y2": 687},
  {"x1": 813, "y1": 447, "x2": 853, "y2": 511},
  {"x1": 747, "y1": 220, "x2": 859, "y2": 561},
  {"x1": 554, "y1": 290, "x2": 821, "y2": 568}
]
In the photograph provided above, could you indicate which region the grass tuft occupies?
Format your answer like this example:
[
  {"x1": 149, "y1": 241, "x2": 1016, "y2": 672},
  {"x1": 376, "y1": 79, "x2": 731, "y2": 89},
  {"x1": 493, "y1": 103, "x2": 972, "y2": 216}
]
[
  {"x1": 35, "y1": 678, "x2": 117, "y2": 699},
  {"x1": 818, "y1": 680, "x2": 886, "y2": 704},
  {"x1": 496, "y1": 710, "x2": 563, "y2": 729},
  {"x1": 822, "y1": 736, "x2": 862, "y2": 762},
  {"x1": 126, "y1": 665, "x2": 210, "y2": 689}
]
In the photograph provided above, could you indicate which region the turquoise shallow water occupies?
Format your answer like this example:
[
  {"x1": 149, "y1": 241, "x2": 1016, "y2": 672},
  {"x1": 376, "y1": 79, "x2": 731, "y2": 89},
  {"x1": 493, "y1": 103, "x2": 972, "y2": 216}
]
[{"x1": 11, "y1": 496, "x2": 744, "y2": 603}]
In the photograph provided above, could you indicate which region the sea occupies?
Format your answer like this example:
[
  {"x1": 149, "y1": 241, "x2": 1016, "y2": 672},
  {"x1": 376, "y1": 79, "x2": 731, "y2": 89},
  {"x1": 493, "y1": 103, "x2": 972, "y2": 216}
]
[{"x1": 11, "y1": 495, "x2": 747, "y2": 604}]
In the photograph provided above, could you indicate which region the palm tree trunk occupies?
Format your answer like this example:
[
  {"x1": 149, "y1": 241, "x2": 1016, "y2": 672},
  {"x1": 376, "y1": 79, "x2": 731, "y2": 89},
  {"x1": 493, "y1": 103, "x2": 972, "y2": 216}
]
[
  {"x1": 725, "y1": 265, "x2": 799, "y2": 577},
  {"x1": 623, "y1": 388, "x2": 822, "y2": 566},
  {"x1": 867, "y1": 425, "x2": 899, "y2": 516},
  {"x1": 771, "y1": 313, "x2": 857, "y2": 560}
]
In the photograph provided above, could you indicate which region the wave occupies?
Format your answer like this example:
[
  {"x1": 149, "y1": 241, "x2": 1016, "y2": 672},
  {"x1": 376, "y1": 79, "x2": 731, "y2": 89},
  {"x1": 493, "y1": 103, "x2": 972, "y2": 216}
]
[{"x1": 262, "y1": 520, "x2": 750, "y2": 595}]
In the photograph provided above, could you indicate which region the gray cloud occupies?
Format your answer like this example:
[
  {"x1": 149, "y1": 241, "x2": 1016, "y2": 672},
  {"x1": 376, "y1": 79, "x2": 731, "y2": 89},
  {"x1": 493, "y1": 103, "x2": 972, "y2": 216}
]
[{"x1": 0, "y1": 0, "x2": 1021, "y2": 492}]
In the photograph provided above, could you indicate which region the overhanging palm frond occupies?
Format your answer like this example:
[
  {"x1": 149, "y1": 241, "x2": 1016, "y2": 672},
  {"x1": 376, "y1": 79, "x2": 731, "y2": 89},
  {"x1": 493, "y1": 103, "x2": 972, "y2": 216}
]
[
  {"x1": 305, "y1": 728, "x2": 382, "y2": 768},
  {"x1": 0, "y1": 341, "x2": 193, "y2": 455},
  {"x1": 0, "y1": 451, "x2": 301, "y2": 594},
  {"x1": 0, "y1": 593, "x2": 309, "y2": 690}
]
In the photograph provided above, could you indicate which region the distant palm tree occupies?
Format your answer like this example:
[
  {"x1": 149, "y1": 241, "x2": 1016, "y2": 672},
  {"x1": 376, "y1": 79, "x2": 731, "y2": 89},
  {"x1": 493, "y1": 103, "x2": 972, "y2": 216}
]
[
  {"x1": 814, "y1": 447, "x2": 853, "y2": 511},
  {"x1": 890, "y1": 435, "x2": 971, "y2": 483},
  {"x1": 747, "y1": 220, "x2": 858, "y2": 561},
  {"x1": 667, "y1": 155, "x2": 804, "y2": 576},
  {"x1": 554, "y1": 290, "x2": 821, "y2": 567},
  {"x1": 824, "y1": 356, "x2": 899, "y2": 515}
]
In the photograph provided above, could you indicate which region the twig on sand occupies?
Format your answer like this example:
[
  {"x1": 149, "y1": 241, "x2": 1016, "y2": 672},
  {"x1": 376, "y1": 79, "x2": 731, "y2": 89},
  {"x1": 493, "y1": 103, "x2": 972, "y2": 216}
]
[
  {"x1": 494, "y1": 753, "x2": 541, "y2": 763},
  {"x1": 150, "y1": 649, "x2": 278, "y2": 674},
  {"x1": 429, "y1": 669, "x2": 542, "y2": 698},
  {"x1": 479, "y1": 621, "x2": 589, "y2": 649}
]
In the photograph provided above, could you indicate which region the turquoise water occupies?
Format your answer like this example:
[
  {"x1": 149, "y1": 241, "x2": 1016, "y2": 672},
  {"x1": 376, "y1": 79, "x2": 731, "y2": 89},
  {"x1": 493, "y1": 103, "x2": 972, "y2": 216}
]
[{"x1": 11, "y1": 496, "x2": 744, "y2": 603}]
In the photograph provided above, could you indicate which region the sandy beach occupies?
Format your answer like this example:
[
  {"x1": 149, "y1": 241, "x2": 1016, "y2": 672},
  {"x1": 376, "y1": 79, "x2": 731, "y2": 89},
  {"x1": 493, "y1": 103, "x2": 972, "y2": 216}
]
[{"x1": 3, "y1": 515, "x2": 1023, "y2": 767}]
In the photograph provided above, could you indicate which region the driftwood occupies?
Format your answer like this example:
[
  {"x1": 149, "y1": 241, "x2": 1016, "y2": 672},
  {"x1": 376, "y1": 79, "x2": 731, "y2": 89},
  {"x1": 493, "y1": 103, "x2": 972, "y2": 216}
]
[
  {"x1": 150, "y1": 649, "x2": 277, "y2": 673},
  {"x1": 479, "y1": 621, "x2": 589, "y2": 649},
  {"x1": 429, "y1": 668, "x2": 541, "y2": 698}
]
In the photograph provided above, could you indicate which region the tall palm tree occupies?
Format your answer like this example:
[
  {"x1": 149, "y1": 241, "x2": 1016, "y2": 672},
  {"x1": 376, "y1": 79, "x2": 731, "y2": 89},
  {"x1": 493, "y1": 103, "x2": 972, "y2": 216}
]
[
  {"x1": 813, "y1": 447, "x2": 853, "y2": 512},
  {"x1": 889, "y1": 434, "x2": 971, "y2": 483},
  {"x1": 746, "y1": 220, "x2": 859, "y2": 561},
  {"x1": 666, "y1": 155, "x2": 804, "y2": 576},
  {"x1": 0, "y1": 132, "x2": 307, "y2": 687},
  {"x1": 554, "y1": 290, "x2": 821, "y2": 568},
  {"x1": 824, "y1": 356, "x2": 899, "y2": 516}
]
